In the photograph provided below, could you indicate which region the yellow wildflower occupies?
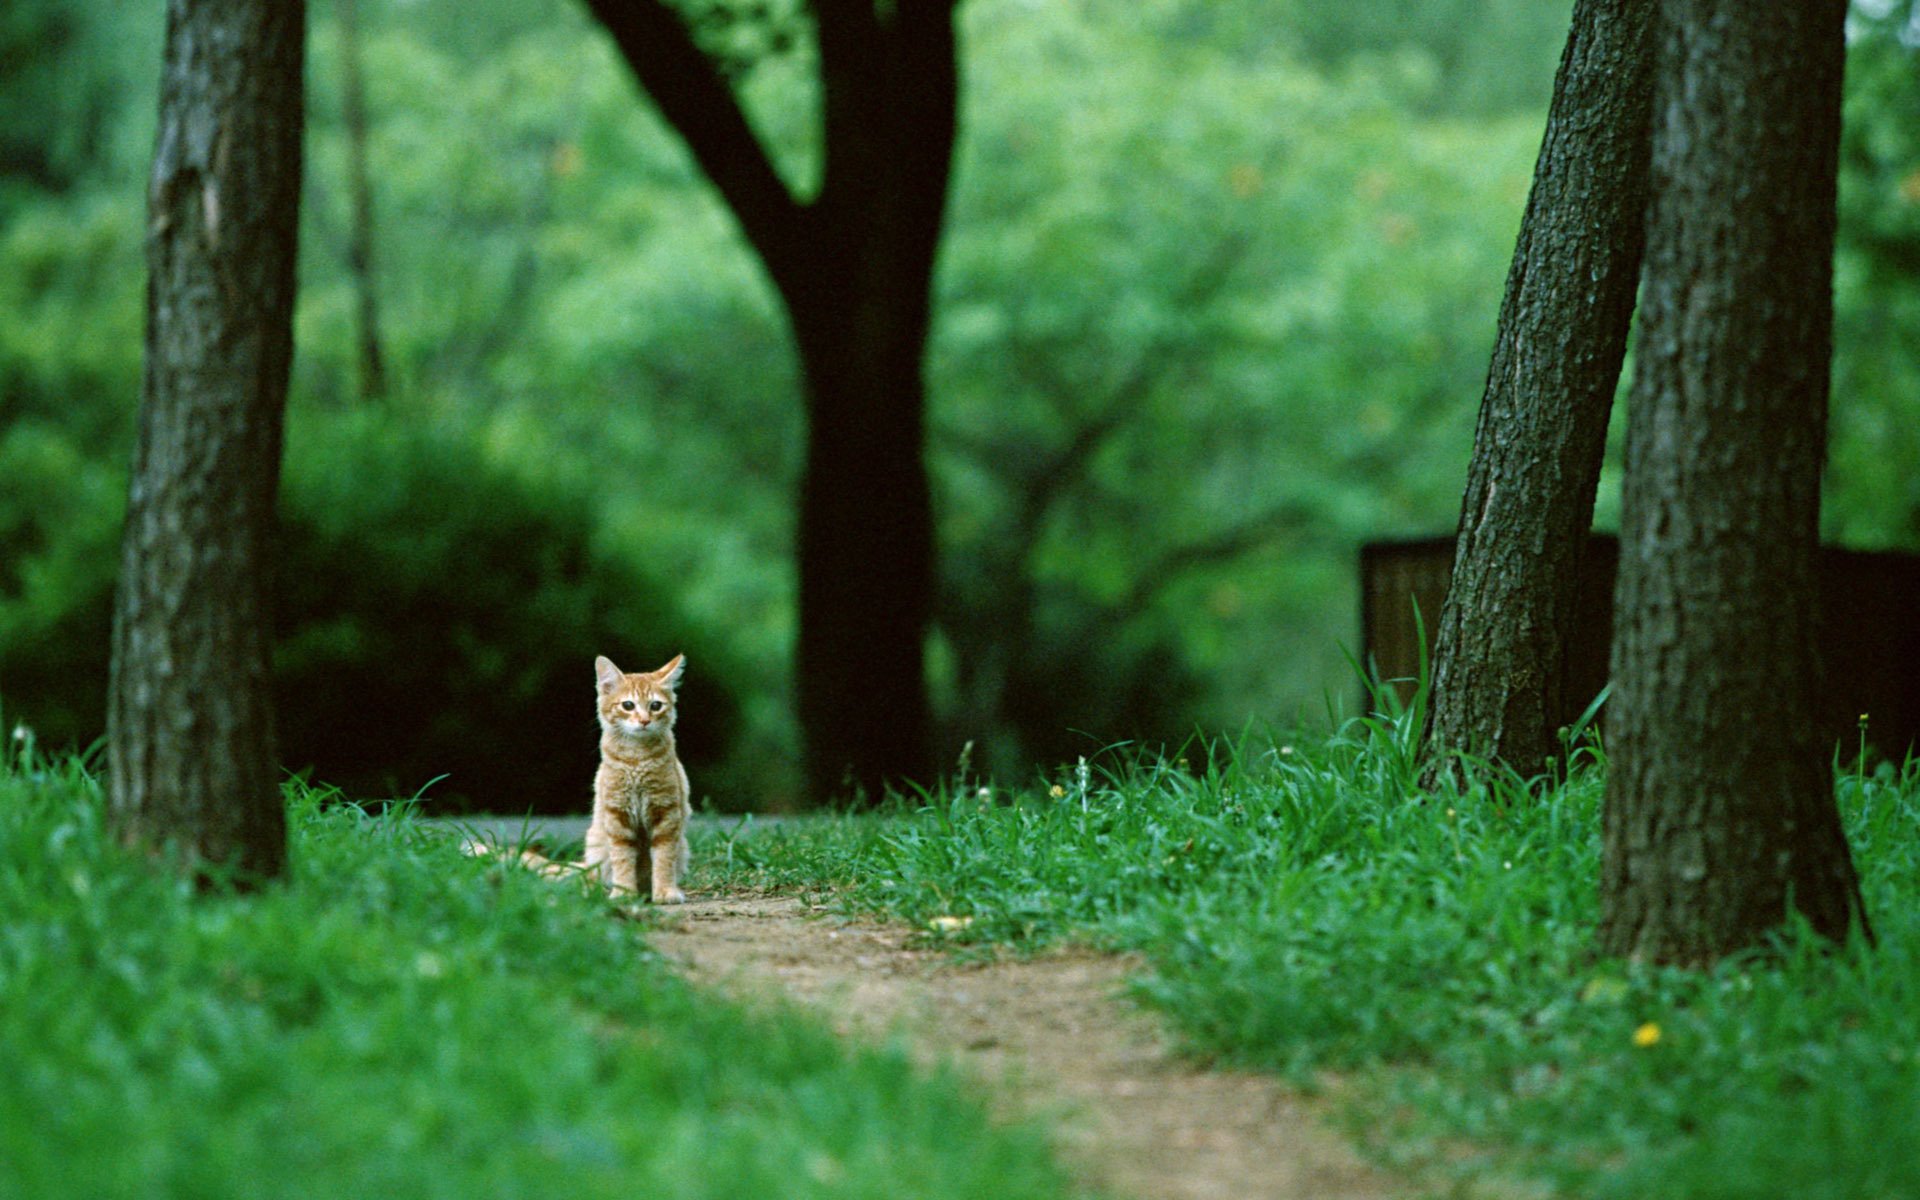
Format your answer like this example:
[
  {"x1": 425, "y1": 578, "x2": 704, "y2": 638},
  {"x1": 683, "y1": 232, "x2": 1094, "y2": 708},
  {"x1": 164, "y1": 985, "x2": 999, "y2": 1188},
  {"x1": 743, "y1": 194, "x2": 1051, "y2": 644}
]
[
  {"x1": 1632, "y1": 1022, "x2": 1662, "y2": 1048},
  {"x1": 1049, "y1": 784, "x2": 1066, "y2": 798}
]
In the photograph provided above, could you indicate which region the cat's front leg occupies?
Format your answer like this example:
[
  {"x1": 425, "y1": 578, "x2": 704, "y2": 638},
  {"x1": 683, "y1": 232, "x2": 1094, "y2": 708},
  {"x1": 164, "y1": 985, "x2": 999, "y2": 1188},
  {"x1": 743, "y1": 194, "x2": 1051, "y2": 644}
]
[
  {"x1": 648, "y1": 834, "x2": 686, "y2": 904},
  {"x1": 591, "y1": 804, "x2": 646, "y2": 895},
  {"x1": 598, "y1": 820, "x2": 645, "y2": 895},
  {"x1": 632, "y1": 839, "x2": 654, "y2": 899},
  {"x1": 606, "y1": 841, "x2": 643, "y2": 895}
]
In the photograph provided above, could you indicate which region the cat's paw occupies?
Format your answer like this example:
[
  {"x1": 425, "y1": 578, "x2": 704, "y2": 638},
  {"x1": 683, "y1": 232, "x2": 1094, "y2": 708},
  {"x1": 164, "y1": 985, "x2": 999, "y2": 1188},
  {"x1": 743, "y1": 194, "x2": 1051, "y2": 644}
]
[{"x1": 652, "y1": 887, "x2": 687, "y2": 905}]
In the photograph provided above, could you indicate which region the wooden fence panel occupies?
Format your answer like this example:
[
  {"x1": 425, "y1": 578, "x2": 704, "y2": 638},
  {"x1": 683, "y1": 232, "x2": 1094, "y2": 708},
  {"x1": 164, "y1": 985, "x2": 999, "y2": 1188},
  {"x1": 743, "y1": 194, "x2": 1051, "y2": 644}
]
[{"x1": 1360, "y1": 535, "x2": 1919, "y2": 758}]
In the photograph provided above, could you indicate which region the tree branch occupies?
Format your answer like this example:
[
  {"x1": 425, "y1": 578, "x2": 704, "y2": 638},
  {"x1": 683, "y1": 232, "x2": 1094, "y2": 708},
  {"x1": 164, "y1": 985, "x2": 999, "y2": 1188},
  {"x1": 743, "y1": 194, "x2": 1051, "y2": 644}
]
[
  {"x1": 580, "y1": 0, "x2": 810, "y2": 284},
  {"x1": 813, "y1": 0, "x2": 883, "y2": 214},
  {"x1": 883, "y1": 0, "x2": 961, "y2": 240},
  {"x1": 1113, "y1": 502, "x2": 1315, "y2": 617},
  {"x1": 1019, "y1": 230, "x2": 1253, "y2": 531}
]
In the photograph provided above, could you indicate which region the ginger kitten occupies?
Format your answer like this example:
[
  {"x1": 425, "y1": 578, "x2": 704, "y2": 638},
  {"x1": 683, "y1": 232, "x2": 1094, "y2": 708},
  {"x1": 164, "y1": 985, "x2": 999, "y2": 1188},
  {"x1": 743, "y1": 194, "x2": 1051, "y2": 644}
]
[{"x1": 581, "y1": 653, "x2": 691, "y2": 903}]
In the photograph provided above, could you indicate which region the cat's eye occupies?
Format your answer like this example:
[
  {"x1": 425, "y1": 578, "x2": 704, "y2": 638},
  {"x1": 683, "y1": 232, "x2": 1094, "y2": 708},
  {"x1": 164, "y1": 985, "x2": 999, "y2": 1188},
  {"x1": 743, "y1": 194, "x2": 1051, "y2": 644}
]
[
  {"x1": 648, "y1": 699, "x2": 665, "y2": 712},
  {"x1": 620, "y1": 700, "x2": 636, "y2": 711}
]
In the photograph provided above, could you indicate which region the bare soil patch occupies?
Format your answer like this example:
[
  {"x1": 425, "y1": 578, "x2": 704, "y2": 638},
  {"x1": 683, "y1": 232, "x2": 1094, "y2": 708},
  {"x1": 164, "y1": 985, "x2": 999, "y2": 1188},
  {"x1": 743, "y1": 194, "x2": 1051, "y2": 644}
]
[{"x1": 648, "y1": 892, "x2": 1399, "y2": 1200}]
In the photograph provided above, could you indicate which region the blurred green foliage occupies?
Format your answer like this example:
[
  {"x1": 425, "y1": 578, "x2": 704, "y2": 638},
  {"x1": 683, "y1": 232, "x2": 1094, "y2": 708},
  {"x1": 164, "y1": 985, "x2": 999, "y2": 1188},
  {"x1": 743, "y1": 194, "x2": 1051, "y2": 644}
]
[
  {"x1": 1832, "y1": 2, "x2": 1920, "y2": 548},
  {"x1": 1, "y1": 402, "x2": 755, "y2": 814},
  {"x1": 273, "y1": 411, "x2": 751, "y2": 812},
  {"x1": 0, "y1": 0, "x2": 156, "y2": 211},
  {"x1": 2, "y1": 0, "x2": 1916, "y2": 806}
]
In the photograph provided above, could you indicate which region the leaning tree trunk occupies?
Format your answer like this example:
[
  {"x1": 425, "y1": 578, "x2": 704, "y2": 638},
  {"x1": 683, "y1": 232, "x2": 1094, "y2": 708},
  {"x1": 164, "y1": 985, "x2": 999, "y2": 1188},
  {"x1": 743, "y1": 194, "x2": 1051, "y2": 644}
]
[
  {"x1": 1599, "y1": 0, "x2": 1870, "y2": 965},
  {"x1": 108, "y1": 0, "x2": 305, "y2": 884},
  {"x1": 1423, "y1": 0, "x2": 1655, "y2": 782}
]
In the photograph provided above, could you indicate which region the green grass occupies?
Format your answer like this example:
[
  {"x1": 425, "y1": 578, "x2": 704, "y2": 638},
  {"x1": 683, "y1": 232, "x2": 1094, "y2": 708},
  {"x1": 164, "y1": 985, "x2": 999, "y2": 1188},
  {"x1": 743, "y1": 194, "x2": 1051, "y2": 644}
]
[
  {"x1": 709, "y1": 713, "x2": 1920, "y2": 1199},
  {"x1": 0, "y1": 744, "x2": 1081, "y2": 1200}
]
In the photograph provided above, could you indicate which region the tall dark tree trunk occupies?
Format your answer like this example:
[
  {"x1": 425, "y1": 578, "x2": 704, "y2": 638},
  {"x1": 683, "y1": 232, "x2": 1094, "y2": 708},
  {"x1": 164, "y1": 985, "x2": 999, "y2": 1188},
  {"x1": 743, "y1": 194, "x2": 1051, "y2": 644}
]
[
  {"x1": 1599, "y1": 0, "x2": 1870, "y2": 965},
  {"x1": 108, "y1": 0, "x2": 305, "y2": 884},
  {"x1": 1423, "y1": 0, "x2": 1655, "y2": 781},
  {"x1": 789, "y1": 295, "x2": 940, "y2": 803},
  {"x1": 783, "y1": 0, "x2": 953, "y2": 803},
  {"x1": 336, "y1": 0, "x2": 387, "y2": 401},
  {"x1": 582, "y1": 0, "x2": 957, "y2": 804}
]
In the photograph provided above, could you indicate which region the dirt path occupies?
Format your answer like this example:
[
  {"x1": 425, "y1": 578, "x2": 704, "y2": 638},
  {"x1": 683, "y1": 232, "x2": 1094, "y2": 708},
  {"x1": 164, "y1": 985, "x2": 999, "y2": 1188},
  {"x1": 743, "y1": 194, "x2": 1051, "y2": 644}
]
[{"x1": 648, "y1": 893, "x2": 1399, "y2": 1200}]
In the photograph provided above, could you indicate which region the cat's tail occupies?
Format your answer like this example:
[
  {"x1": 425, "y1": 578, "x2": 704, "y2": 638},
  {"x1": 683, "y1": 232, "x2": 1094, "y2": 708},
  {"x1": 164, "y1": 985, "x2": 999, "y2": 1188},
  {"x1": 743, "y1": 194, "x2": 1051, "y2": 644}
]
[{"x1": 461, "y1": 838, "x2": 582, "y2": 880}]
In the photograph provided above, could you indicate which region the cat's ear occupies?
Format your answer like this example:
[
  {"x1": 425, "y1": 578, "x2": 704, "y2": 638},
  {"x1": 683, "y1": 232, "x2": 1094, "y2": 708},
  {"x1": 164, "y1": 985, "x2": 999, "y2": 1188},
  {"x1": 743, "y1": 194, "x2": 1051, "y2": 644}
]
[
  {"x1": 595, "y1": 656, "x2": 622, "y2": 693},
  {"x1": 656, "y1": 654, "x2": 686, "y2": 691}
]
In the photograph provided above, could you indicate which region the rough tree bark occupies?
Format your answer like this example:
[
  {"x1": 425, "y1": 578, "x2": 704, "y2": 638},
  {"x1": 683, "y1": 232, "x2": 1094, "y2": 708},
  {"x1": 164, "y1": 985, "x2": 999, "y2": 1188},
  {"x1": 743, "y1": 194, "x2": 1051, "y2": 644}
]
[
  {"x1": 108, "y1": 0, "x2": 305, "y2": 883},
  {"x1": 1599, "y1": 0, "x2": 1870, "y2": 964},
  {"x1": 1423, "y1": 0, "x2": 1655, "y2": 781},
  {"x1": 582, "y1": 0, "x2": 957, "y2": 804}
]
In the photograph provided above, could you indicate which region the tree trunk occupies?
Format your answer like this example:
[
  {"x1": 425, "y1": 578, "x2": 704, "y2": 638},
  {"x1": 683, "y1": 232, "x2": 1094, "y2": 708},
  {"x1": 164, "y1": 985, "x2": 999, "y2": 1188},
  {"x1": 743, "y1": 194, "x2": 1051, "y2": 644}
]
[
  {"x1": 337, "y1": 0, "x2": 387, "y2": 401},
  {"x1": 1423, "y1": 0, "x2": 1655, "y2": 781},
  {"x1": 784, "y1": 0, "x2": 955, "y2": 803},
  {"x1": 1599, "y1": 0, "x2": 1870, "y2": 965},
  {"x1": 581, "y1": 0, "x2": 957, "y2": 804},
  {"x1": 108, "y1": 0, "x2": 305, "y2": 884},
  {"x1": 790, "y1": 294, "x2": 938, "y2": 802}
]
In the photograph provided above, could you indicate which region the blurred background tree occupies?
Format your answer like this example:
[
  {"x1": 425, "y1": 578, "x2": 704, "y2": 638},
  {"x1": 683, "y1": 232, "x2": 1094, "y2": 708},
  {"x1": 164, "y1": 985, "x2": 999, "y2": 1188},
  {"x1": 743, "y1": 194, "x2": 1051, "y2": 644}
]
[
  {"x1": 581, "y1": 0, "x2": 959, "y2": 807},
  {"x1": 2, "y1": 0, "x2": 1915, "y2": 811}
]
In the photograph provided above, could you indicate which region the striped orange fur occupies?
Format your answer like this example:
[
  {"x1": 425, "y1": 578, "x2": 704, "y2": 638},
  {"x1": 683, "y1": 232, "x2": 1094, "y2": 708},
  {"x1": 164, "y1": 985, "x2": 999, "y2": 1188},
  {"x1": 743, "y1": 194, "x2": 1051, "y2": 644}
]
[
  {"x1": 582, "y1": 653, "x2": 691, "y2": 903},
  {"x1": 465, "y1": 653, "x2": 691, "y2": 902}
]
